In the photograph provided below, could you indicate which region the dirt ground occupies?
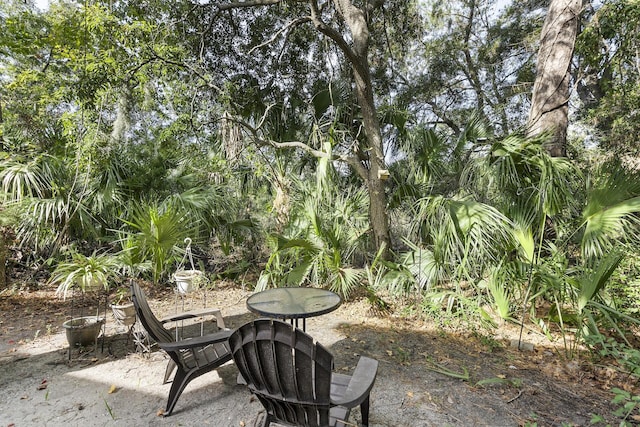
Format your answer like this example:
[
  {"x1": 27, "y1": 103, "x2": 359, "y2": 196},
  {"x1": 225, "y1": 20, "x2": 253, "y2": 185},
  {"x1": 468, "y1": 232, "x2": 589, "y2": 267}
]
[{"x1": 0, "y1": 281, "x2": 632, "y2": 426}]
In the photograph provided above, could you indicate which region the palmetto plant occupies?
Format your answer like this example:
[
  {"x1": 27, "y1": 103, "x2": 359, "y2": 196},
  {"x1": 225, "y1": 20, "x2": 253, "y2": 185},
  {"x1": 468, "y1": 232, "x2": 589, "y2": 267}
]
[
  {"x1": 0, "y1": 153, "x2": 126, "y2": 254},
  {"x1": 472, "y1": 137, "x2": 640, "y2": 345},
  {"x1": 407, "y1": 195, "x2": 516, "y2": 321},
  {"x1": 579, "y1": 166, "x2": 640, "y2": 260},
  {"x1": 114, "y1": 232, "x2": 152, "y2": 278},
  {"x1": 412, "y1": 195, "x2": 515, "y2": 281},
  {"x1": 0, "y1": 158, "x2": 47, "y2": 199},
  {"x1": 449, "y1": 134, "x2": 576, "y2": 323},
  {"x1": 484, "y1": 266, "x2": 512, "y2": 320},
  {"x1": 121, "y1": 202, "x2": 196, "y2": 284},
  {"x1": 398, "y1": 126, "x2": 640, "y2": 343},
  {"x1": 257, "y1": 186, "x2": 369, "y2": 298},
  {"x1": 1, "y1": 155, "x2": 88, "y2": 251},
  {"x1": 164, "y1": 184, "x2": 233, "y2": 240}
]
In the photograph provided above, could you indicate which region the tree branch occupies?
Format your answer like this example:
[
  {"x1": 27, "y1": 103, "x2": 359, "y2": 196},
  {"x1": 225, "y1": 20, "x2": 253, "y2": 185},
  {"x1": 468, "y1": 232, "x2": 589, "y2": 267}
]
[
  {"x1": 149, "y1": 51, "x2": 222, "y2": 92},
  {"x1": 216, "y1": 0, "x2": 282, "y2": 11},
  {"x1": 124, "y1": 57, "x2": 156, "y2": 83},
  {"x1": 248, "y1": 17, "x2": 311, "y2": 54},
  {"x1": 221, "y1": 110, "x2": 369, "y2": 180},
  {"x1": 341, "y1": 151, "x2": 369, "y2": 181},
  {"x1": 308, "y1": 0, "x2": 362, "y2": 71},
  {"x1": 366, "y1": 0, "x2": 385, "y2": 15},
  {"x1": 41, "y1": 46, "x2": 54, "y2": 73},
  {"x1": 265, "y1": 137, "x2": 369, "y2": 181},
  {"x1": 427, "y1": 100, "x2": 461, "y2": 135}
]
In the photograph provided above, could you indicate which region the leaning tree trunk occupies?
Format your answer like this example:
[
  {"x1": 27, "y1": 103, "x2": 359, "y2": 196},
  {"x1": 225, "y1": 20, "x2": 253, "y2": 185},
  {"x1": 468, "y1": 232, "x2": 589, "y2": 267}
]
[{"x1": 527, "y1": 0, "x2": 582, "y2": 157}]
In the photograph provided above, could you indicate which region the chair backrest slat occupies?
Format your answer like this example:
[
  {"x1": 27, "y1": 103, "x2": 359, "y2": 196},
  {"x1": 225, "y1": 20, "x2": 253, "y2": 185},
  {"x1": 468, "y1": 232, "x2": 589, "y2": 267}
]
[
  {"x1": 229, "y1": 319, "x2": 334, "y2": 427},
  {"x1": 131, "y1": 282, "x2": 174, "y2": 344}
]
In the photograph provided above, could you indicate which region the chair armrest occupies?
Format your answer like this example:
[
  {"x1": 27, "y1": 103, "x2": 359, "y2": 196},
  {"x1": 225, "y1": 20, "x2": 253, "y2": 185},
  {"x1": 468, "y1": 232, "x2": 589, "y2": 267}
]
[
  {"x1": 159, "y1": 329, "x2": 232, "y2": 352},
  {"x1": 331, "y1": 356, "x2": 378, "y2": 408},
  {"x1": 160, "y1": 307, "x2": 222, "y2": 322},
  {"x1": 160, "y1": 308, "x2": 226, "y2": 329}
]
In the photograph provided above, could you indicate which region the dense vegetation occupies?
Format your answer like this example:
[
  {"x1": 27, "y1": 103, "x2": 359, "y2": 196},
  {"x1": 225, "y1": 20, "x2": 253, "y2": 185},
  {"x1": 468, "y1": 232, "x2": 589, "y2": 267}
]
[{"x1": 2, "y1": 0, "x2": 640, "y2": 412}]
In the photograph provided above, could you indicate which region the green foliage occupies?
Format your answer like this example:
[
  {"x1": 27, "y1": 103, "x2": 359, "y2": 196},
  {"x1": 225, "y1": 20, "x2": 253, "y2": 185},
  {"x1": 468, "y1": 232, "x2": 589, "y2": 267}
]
[
  {"x1": 401, "y1": 1, "x2": 542, "y2": 134},
  {"x1": 577, "y1": 252, "x2": 623, "y2": 313},
  {"x1": 1, "y1": 0, "x2": 639, "y2": 373},
  {"x1": 611, "y1": 388, "x2": 640, "y2": 426},
  {"x1": 587, "y1": 334, "x2": 640, "y2": 378},
  {"x1": 587, "y1": 334, "x2": 640, "y2": 427},
  {"x1": 121, "y1": 202, "x2": 195, "y2": 284},
  {"x1": 0, "y1": 159, "x2": 47, "y2": 199},
  {"x1": 0, "y1": 153, "x2": 105, "y2": 252},
  {"x1": 216, "y1": 218, "x2": 258, "y2": 256},
  {"x1": 365, "y1": 243, "x2": 416, "y2": 297},
  {"x1": 467, "y1": 133, "x2": 580, "y2": 222},
  {"x1": 257, "y1": 185, "x2": 369, "y2": 298},
  {"x1": 485, "y1": 269, "x2": 512, "y2": 320},
  {"x1": 608, "y1": 254, "x2": 640, "y2": 316},
  {"x1": 576, "y1": 0, "x2": 640, "y2": 155},
  {"x1": 580, "y1": 167, "x2": 640, "y2": 260},
  {"x1": 413, "y1": 195, "x2": 514, "y2": 276},
  {"x1": 114, "y1": 232, "x2": 151, "y2": 278},
  {"x1": 50, "y1": 250, "x2": 121, "y2": 299},
  {"x1": 391, "y1": 126, "x2": 640, "y2": 348}
]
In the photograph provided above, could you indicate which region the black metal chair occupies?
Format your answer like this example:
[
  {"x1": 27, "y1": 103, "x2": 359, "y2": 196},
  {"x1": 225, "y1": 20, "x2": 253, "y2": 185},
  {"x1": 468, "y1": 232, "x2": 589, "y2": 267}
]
[
  {"x1": 229, "y1": 318, "x2": 378, "y2": 427},
  {"x1": 130, "y1": 282, "x2": 233, "y2": 416}
]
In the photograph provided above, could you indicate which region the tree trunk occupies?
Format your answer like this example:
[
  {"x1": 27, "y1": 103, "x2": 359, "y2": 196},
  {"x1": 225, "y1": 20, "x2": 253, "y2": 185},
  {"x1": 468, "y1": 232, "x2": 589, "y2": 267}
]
[
  {"x1": 0, "y1": 227, "x2": 10, "y2": 289},
  {"x1": 354, "y1": 68, "x2": 391, "y2": 255},
  {"x1": 334, "y1": 0, "x2": 392, "y2": 257},
  {"x1": 0, "y1": 97, "x2": 4, "y2": 147},
  {"x1": 221, "y1": 0, "x2": 393, "y2": 256},
  {"x1": 527, "y1": 0, "x2": 581, "y2": 157}
]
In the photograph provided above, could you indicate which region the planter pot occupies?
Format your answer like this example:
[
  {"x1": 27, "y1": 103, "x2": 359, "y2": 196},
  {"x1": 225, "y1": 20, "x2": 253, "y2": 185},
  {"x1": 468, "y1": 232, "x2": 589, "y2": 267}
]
[
  {"x1": 111, "y1": 302, "x2": 136, "y2": 327},
  {"x1": 173, "y1": 269, "x2": 203, "y2": 294},
  {"x1": 62, "y1": 316, "x2": 105, "y2": 347}
]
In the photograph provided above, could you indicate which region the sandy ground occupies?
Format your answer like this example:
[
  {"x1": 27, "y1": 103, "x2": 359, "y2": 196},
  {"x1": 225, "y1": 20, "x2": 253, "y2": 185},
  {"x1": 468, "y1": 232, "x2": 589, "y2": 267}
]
[
  {"x1": 0, "y1": 285, "x2": 622, "y2": 427},
  {"x1": 0, "y1": 300, "x2": 453, "y2": 427}
]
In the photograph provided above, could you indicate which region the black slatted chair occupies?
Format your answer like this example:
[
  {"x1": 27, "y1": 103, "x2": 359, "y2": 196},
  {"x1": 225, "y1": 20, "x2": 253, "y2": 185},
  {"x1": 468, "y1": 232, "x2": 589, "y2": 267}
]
[
  {"x1": 130, "y1": 282, "x2": 233, "y2": 416},
  {"x1": 229, "y1": 318, "x2": 378, "y2": 427}
]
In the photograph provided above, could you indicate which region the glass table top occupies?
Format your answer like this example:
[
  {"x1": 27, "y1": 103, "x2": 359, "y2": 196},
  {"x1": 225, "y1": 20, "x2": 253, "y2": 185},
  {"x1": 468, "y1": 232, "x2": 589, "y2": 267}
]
[{"x1": 246, "y1": 287, "x2": 341, "y2": 319}]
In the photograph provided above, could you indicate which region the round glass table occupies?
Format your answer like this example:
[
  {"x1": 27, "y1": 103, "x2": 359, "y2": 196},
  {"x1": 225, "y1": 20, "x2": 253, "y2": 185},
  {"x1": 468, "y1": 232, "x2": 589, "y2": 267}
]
[{"x1": 246, "y1": 287, "x2": 341, "y2": 331}]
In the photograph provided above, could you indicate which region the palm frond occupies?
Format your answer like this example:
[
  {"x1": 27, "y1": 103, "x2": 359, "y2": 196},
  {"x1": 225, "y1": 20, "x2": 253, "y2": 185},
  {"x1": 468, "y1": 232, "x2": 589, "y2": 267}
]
[
  {"x1": 577, "y1": 251, "x2": 624, "y2": 312},
  {"x1": 329, "y1": 267, "x2": 365, "y2": 298},
  {"x1": 413, "y1": 195, "x2": 514, "y2": 277},
  {"x1": 0, "y1": 159, "x2": 47, "y2": 200},
  {"x1": 581, "y1": 196, "x2": 640, "y2": 259},
  {"x1": 405, "y1": 244, "x2": 443, "y2": 290},
  {"x1": 486, "y1": 267, "x2": 512, "y2": 319}
]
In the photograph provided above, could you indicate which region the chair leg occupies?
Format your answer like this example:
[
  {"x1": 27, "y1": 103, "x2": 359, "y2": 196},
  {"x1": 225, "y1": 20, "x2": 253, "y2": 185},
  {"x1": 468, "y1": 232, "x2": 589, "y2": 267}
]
[
  {"x1": 259, "y1": 412, "x2": 271, "y2": 427},
  {"x1": 164, "y1": 360, "x2": 177, "y2": 384},
  {"x1": 164, "y1": 368, "x2": 191, "y2": 416},
  {"x1": 360, "y1": 395, "x2": 370, "y2": 427}
]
